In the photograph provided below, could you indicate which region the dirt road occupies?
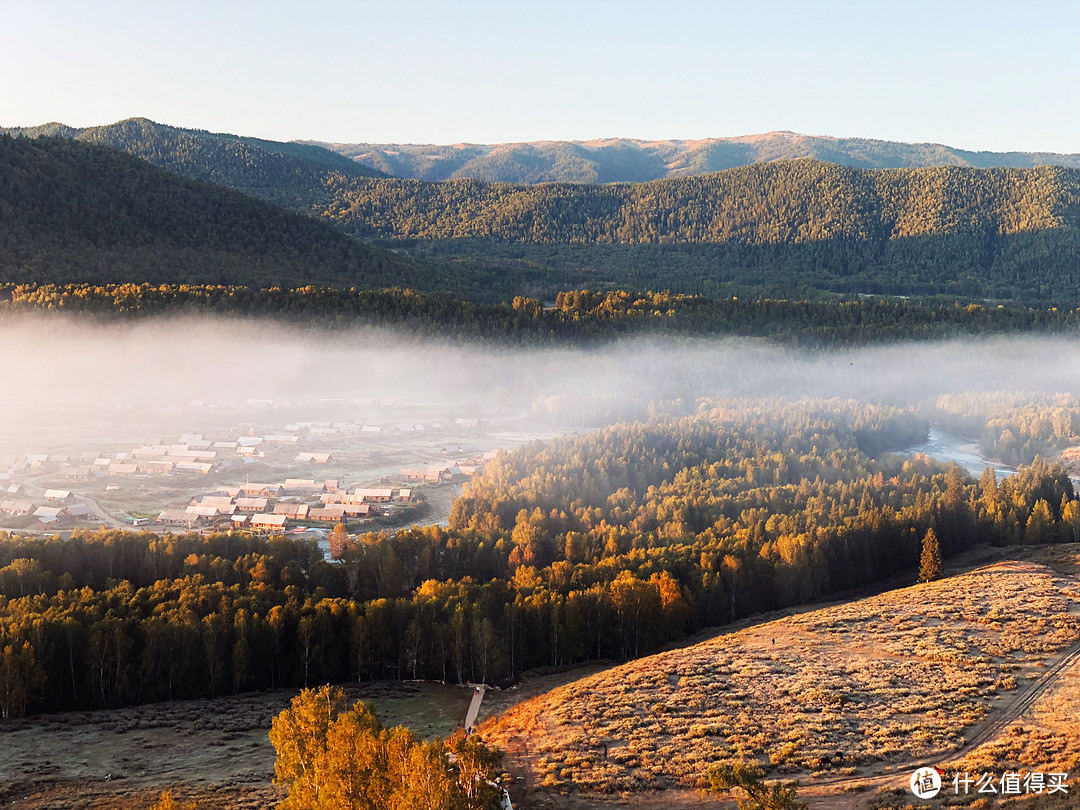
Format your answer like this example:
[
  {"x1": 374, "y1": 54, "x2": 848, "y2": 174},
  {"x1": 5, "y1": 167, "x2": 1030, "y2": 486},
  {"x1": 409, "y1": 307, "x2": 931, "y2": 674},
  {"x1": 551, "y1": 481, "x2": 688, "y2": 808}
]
[
  {"x1": 17, "y1": 473, "x2": 127, "y2": 530},
  {"x1": 74, "y1": 493, "x2": 128, "y2": 529},
  {"x1": 798, "y1": 638, "x2": 1080, "y2": 808}
]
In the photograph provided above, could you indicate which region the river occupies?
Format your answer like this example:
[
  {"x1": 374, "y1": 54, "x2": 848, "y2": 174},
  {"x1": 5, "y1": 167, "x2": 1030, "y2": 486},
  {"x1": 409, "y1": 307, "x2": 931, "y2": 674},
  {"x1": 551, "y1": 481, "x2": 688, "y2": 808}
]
[{"x1": 899, "y1": 426, "x2": 1015, "y2": 481}]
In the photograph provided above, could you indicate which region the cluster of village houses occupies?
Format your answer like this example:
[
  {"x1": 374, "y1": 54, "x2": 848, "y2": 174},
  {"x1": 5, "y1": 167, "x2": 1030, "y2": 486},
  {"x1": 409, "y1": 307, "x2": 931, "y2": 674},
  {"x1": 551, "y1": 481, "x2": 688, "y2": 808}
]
[
  {"x1": 155, "y1": 480, "x2": 414, "y2": 531},
  {"x1": 1, "y1": 420, "x2": 495, "y2": 532},
  {"x1": 0, "y1": 484, "x2": 94, "y2": 529}
]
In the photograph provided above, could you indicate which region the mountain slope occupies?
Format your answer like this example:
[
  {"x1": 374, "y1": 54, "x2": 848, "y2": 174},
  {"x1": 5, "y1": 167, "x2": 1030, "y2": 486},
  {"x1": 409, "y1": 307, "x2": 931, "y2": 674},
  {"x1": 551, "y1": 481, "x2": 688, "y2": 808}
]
[
  {"x1": 323, "y1": 161, "x2": 1078, "y2": 243},
  {"x1": 311, "y1": 131, "x2": 1080, "y2": 184},
  {"x1": 309, "y1": 160, "x2": 1080, "y2": 300},
  {"x1": 2, "y1": 117, "x2": 386, "y2": 210},
  {"x1": 0, "y1": 134, "x2": 415, "y2": 287},
  {"x1": 480, "y1": 558, "x2": 1080, "y2": 799}
]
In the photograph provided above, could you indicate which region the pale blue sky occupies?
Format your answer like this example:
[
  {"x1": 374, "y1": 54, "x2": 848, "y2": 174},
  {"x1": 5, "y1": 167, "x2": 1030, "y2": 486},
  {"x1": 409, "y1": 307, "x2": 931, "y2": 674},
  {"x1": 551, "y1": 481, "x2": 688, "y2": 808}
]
[{"x1": 3, "y1": 0, "x2": 1078, "y2": 152}]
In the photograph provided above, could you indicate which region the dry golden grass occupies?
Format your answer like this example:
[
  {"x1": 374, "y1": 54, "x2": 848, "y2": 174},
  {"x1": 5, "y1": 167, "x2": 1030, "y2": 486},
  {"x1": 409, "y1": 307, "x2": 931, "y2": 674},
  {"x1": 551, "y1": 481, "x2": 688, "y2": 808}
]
[
  {"x1": 481, "y1": 557, "x2": 1080, "y2": 796},
  {"x1": 945, "y1": 658, "x2": 1080, "y2": 779}
]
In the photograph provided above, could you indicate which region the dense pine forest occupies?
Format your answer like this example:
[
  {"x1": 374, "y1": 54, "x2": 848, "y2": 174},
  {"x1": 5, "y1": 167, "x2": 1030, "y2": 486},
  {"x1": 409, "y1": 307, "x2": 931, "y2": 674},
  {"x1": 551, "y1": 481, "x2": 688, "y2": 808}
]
[
  {"x1": 329, "y1": 161, "x2": 1074, "y2": 244},
  {"x1": 2, "y1": 399, "x2": 1077, "y2": 718},
  {"x1": 2, "y1": 118, "x2": 386, "y2": 208},
  {"x1": 0, "y1": 135, "x2": 417, "y2": 289},
  {"x1": 321, "y1": 162, "x2": 1080, "y2": 301}
]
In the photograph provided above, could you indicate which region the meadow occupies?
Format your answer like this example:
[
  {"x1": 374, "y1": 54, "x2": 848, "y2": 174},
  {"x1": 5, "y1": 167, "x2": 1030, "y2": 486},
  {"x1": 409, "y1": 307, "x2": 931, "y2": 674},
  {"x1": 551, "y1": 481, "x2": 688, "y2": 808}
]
[{"x1": 481, "y1": 547, "x2": 1080, "y2": 804}]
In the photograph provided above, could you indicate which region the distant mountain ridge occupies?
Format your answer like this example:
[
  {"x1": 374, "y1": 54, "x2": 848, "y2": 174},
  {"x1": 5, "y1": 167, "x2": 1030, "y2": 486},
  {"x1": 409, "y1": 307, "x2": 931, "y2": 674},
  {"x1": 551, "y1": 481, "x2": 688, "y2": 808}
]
[
  {"x1": 11, "y1": 118, "x2": 1080, "y2": 188},
  {"x1": 1, "y1": 117, "x2": 386, "y2": 209},
  {"x1": 306, "y1": 131, "x2": 1080, "y2": 184}
]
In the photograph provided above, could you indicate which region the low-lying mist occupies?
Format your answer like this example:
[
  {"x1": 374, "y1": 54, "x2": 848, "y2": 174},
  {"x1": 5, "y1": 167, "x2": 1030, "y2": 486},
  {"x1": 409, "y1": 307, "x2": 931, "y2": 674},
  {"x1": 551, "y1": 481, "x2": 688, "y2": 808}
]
[{"x1": 2, "y1": 314, "x2": 1079, "y2": 460}]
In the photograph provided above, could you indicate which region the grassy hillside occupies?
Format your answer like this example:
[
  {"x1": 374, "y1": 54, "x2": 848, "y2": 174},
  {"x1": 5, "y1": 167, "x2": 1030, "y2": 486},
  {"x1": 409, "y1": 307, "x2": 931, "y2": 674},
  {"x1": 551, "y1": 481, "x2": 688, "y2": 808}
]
[
  {"x1": 0, "y1": 135, "x2": 416, "y2": 287},
  {"x1": 480, "y1": 554, "x2": 1080, "y2": 799},
  {"x1": 311, "y1": 131, "x2": 1080, "y2": 184}
]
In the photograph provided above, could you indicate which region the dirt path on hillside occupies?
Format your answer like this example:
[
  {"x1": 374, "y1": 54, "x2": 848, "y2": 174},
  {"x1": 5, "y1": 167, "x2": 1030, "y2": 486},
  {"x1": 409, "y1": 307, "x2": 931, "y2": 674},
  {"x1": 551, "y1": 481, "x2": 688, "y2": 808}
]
[
  {"x1": 498, "y1": 637, "x2": 1080, "y2": 810},
  {"x1": 795, "y1": 638, "x2": 1080, "y2": 808}
]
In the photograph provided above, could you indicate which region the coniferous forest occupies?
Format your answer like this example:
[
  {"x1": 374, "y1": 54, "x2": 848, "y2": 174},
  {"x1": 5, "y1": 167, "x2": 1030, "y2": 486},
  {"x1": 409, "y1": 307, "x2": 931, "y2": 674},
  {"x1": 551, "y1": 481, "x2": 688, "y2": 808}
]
[
  {"x1": 9, "y1": 283, "x2": 1080, "y2": 347},
  {"x1": 0, "y1": 135, "x2": 416, "y2": 289}
]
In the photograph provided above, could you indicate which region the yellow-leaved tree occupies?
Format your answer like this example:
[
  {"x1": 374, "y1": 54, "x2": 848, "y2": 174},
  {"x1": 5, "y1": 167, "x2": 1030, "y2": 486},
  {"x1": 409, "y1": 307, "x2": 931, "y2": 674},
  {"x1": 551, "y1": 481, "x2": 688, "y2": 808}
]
[
  {"x1": 149, "y1": 791, "x2": 198, "y2": 810},
  {"x1": 270, "y1": 685, "x2": 503, "y2": 810}
]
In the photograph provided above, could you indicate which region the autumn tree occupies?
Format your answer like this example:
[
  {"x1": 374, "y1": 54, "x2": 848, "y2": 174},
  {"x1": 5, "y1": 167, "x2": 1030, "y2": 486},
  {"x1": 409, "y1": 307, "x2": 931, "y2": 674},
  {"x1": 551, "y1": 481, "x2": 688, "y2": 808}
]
[
  {"x1": 1025, "y1": 498, "x2": 1054, "y2": 544},
  {"x1": 919, "y1": 528, "x2": 944, "y2": 583},
  {"x1": 0, "y1": 638, "x2": 43, "y2": 718},
  {"x1": 149, "y1": 791, "x2": 198, "y2": 810},
  {"x1": 270, "y1": 685, "x2": 503, "y2": 810},
  {"x1": 1061, "y1": 498, "x2": 1080, "y2": 543},
  {"x1": 328, "y1": 523, "x2": 349, "y2": 560},
  {"x1": 0, "y1": 558, "x2": 45, "y2": 597}
]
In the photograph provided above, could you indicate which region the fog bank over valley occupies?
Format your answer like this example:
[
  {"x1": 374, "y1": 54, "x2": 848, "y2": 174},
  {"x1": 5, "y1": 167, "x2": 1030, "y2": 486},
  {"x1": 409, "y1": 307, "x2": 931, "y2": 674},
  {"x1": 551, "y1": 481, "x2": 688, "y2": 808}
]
[{"x1": 2, "y1": 315, "x2": 1079, "y2": 459}]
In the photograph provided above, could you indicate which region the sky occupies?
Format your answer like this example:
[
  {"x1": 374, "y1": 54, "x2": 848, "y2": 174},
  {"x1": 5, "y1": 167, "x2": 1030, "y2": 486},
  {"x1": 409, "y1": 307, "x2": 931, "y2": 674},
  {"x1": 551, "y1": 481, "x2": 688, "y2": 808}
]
[{"x1": 3, "y1": 0, "x2": 1079, "y2": 152}]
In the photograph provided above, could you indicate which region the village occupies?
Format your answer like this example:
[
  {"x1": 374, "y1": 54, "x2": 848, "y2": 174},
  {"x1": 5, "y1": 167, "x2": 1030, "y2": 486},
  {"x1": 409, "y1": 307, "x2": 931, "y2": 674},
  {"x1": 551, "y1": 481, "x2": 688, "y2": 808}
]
[{"x1": 0, "y1": 405, "x2": 513, "y2": 536}]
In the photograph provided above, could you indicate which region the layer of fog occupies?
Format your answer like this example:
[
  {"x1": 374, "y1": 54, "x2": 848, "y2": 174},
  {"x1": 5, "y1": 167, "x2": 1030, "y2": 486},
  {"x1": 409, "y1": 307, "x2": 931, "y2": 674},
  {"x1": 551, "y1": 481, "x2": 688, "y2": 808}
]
[{"x1": 2, "y1": 314, "x2": 1080, "y2": 460}]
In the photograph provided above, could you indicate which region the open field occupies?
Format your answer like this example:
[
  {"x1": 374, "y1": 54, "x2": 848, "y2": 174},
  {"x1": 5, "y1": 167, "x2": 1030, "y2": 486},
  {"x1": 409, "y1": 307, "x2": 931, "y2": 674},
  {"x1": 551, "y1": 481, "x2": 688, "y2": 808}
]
[
  {"x1": 0, "y1": 662, "x2": 618, "y2": 810},
  {"x1": 0, "y1": 681, "x2": 475, "y2": 809},
  {"x1": 480, "y1": 546, "x2": 1080, "y2": 808}
]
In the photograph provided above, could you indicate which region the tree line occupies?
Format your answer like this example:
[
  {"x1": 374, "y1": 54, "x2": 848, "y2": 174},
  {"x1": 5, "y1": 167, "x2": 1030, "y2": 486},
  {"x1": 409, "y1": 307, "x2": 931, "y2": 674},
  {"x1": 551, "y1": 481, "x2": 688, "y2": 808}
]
[{"x1": 8, "y1": 282, "x2": 1080, "y2": 347}]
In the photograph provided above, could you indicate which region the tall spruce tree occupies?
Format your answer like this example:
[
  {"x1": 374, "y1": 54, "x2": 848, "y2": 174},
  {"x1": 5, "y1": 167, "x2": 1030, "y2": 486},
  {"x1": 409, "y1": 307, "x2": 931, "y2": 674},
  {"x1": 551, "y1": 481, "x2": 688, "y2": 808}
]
[{"x1": 919, "y1": 528, "x2": 944, "y2": 582}]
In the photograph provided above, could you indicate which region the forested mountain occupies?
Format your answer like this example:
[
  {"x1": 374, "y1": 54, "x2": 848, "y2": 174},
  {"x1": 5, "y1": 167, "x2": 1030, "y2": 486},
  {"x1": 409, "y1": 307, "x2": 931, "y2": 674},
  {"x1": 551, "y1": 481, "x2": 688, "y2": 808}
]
[
  {"x1": 1, "y1": 117, "x2": 386, "y2": 210},
  {"x1": 317, "y1": 161, "x2": 1080, "y2": 301},
  {"x1": 0, "y1": 135, "x2": 416, "y2": 287},
  {"x1": 12, "y1": 119, "x2": 1078, "y2": 189},
  {"x1": 310, "y1": 131, "x2": 1080, "y2": 184},
  {"x1": 8, "y1": 119, "x2": 1080, "y2": 301},
  {"x1": 328, "y1": 161, "x2": 1076, "y2": 243}
]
